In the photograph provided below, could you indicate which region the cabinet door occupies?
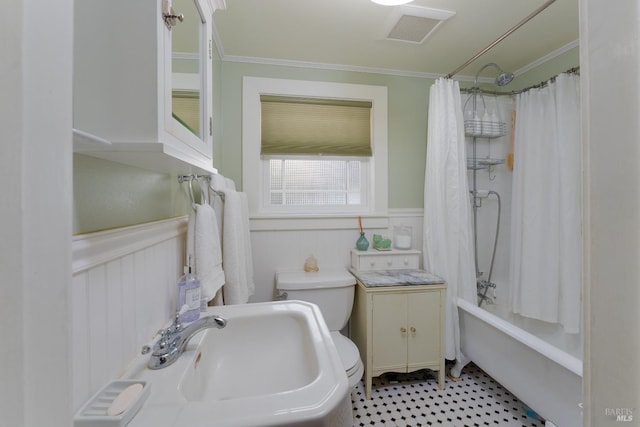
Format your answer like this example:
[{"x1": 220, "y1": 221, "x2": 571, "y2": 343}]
[
  {"x1": 165, "y1": 0, "x2": 214, "y2": 158},
  {"x1": 371, "y1": 293, "x2": 407, "y2": 372},
  {"x1": 407, "y1": 291, "x2": 441, "y2": 368}
]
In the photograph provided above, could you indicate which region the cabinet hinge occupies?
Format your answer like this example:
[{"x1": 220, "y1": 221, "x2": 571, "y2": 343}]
[
  {"x1": 209, "y1": 116, "x2": 213, "y2": 136},
  {"x1": 209, "y1": 40, "x2": 213, "y2": 60}
]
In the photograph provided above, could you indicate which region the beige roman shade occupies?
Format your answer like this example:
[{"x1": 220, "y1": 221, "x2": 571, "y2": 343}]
[
  {"x1": 260, "y1": 95, "x2": 372, "y2": 156},
  {"x1": 172, "y1": 91, "x2": 200, "y2": 136}
]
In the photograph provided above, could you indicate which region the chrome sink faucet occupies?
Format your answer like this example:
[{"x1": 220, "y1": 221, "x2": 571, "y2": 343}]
[{"x1": 143, "y1": 313, "x2": 227, "y2": 370}]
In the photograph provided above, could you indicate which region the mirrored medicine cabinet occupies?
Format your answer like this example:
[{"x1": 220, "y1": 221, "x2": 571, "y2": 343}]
[
  {"x1": 73, "y1": 0, "x2": 224, "y2": 175},
  {"x1": 170, "y1": 0, "x2": 203, "y2": 139}
]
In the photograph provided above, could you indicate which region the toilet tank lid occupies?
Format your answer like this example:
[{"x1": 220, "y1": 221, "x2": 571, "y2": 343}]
[{"x1": 276, "y1": 270, "x2": 356, "y2": 290}]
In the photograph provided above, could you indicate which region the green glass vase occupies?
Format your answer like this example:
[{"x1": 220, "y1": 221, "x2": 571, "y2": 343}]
[{"x1": 356, "y1": 232, "x2": 369, "y2": 251}]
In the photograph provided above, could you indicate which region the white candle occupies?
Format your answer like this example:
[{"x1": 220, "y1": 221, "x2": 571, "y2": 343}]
[{"x1": 394, "y1": 235, "x2": 412, "y2": 249}]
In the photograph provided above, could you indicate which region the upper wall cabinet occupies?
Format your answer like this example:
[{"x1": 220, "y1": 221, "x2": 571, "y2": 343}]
[{"x1": 73, "y1": 0, "x2": 225, "y2": 175}]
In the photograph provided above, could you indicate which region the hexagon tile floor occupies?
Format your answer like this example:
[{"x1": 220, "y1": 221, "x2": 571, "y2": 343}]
[{"x1": 350, "y1": 363, "x2": 546, "y2": 426}]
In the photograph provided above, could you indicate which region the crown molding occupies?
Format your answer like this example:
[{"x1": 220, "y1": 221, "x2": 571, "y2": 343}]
[
  {"x1": 514, "y1": 39, "x2": 579, "y2": 76},
  {"x1": 222, "y1": 54, "x2": 445, "y2": 80},
  {"x1": 211, "y1": 20, "x2": 578, "y2": 82}
]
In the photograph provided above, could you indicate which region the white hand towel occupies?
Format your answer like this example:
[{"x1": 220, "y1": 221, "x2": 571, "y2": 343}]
[
  {"x1": 194, "y1": 203, "x2": 225, "y2": 302},
  {"x1": 221, "y1": 189, "x2": 255, "y2": 304},
  {"x1": 210, "y1": 174, "x2": 227, "y2": 191},
  {"x1": 209, "y1": 174, "x2": 228, "y2": 237},
  {"x1": 224, "y1": 177, "x2": 236, "y2": 191},
  {"x1": 208, "y1": 187, "x2": 224, "y2": 239}
]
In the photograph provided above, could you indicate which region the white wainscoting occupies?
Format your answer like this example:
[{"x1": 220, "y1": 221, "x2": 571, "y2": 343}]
[
  {"x1": 249, "y1": 209, "x2": 424, "y2": 303},
  {"x1": 69, "y1": 210, "x2": 424, "y2": 410},
  {"x1": 70, "y1": 217, "x2": 187, "y2": 411}
]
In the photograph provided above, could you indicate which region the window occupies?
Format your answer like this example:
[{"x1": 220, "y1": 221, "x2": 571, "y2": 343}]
[
  {"x1": 243, "y1": 77, "x2": 388, "y2": 220},
  {"x1": 264, "y1": 157, "x2": 368, "y2": 212},
  {"x1": 259, "y1": 94, "x2": 372, "y2": 212}
]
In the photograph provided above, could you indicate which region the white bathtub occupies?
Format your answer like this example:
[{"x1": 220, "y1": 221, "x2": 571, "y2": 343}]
[{"x1": 457, "y1": 298, "x2": 583, "y2": 427}]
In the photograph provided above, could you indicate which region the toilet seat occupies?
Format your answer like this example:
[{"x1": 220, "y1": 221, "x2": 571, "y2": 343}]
[{"x1": 331, "y1": 332, "x2": 363, "y2": 381}]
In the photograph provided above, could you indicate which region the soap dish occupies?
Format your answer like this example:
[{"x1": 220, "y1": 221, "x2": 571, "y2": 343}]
[{"x1": 74, "y1": 380, "x2": 150, "y2": 427}]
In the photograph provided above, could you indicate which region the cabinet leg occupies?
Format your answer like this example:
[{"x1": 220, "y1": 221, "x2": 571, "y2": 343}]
[
  {"x1": 365, "y1": 373, "x2": 372, "y2": 399},
  {"x1": 438, "y1": 366, "x2": 445, "y2": 389}
]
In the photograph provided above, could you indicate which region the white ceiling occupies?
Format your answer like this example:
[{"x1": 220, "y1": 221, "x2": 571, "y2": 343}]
[{"x1": 211, "y1": 0, "x2": 579, "y2": 80}]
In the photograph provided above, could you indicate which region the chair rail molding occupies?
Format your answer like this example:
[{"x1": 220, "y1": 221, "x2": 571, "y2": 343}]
[{"x1": 72, "y1": 217, "x2": 188, "y2": 274}]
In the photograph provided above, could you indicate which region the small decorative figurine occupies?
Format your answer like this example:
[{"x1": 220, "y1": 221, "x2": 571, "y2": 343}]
[
  {"x1": 373, "y1": 234, "x2": 392, "y2": 250},
  {"x1": 304, "y1": 255, "x2": 319, "y2": 272}
]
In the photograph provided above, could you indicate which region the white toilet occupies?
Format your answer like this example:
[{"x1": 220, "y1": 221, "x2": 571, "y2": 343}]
[{"x1": 276, "y1": 270, "x2": 364, "y2": 389}]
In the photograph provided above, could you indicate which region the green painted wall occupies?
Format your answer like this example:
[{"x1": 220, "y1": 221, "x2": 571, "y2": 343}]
[
  {"x1": 512, "y1": 46, "x2": 579, "y2": 91},
  {"x1": 216, "y1": 62, "x2": 433, "y2": 209},
  {"x1": 72, "y1": 46, "x2": 579, "y2": 234},
  {"x1": 73, "y1": 154, "x2": 190, "y2": 234}
]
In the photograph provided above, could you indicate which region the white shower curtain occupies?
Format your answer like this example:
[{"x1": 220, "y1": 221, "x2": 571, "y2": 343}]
[
  {"x1": 510, "y1": 73, "x2": 581, "y2": 333},
  {"x1": 423, "y1": 78, "x2": 477, "y2": 361}
]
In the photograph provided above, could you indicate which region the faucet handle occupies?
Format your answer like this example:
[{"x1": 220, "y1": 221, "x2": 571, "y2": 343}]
[
  {"x1": 145, "y1": 313, "x2": 181, "y2": 353},
  {"x1": 141, "y1": 311, "x2": 189, "y2": 356},
  {"x1": 160, "y1": 312, "x2": 183, "y2": 336},
  {"x1": 170, "y1": 312, "x2": 183, "y2": 333},
  {"x1": 141, "y1": 329, "x2": 167, "y2": 354}
]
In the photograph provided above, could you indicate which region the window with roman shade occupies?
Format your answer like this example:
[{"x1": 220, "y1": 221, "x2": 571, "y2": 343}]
[
  {"x1": 260, "y1": 95, "x2": 373, "y2": 157},
  {"x1": 242, "y1": 77, "x2": 388, "y2": 220},
  {"x1": 258, "y1": 95, "x2": 373, "y2": 211}
]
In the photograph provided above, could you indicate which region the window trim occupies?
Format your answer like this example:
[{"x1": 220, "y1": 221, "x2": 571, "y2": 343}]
[{"x1": 242, "y1": 77, "x2": 388, "y2": 220}]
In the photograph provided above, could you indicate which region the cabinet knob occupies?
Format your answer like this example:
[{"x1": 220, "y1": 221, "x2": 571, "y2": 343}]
[
  {"x1": 400, "y1": 327, "x2": 407, "y2": 333},
  {"x1": 403, "y1": 258, "x2": 409, "y2": 265},
  {"x1": 387, "y1": 260, "x2": 393, "y2": 266},
  {"x1": 369, "y1": 261, "x2": 375, "y2": 267},
  {"x1": 410, "y1": 326, "x2": 416, "y2": 334},
  {"x1": 162, "y1": 1, "x2": 184, "y2": 30}
]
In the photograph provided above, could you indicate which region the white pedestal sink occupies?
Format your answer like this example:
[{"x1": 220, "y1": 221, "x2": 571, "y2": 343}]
[{"x1": 124, "y1": 301, "x2": 353, "y2": 427}]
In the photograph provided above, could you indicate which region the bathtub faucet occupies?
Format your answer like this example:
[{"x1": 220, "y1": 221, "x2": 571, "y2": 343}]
[
  {"x1": 145, "y1": 312, "x2": 227, "y2": 369},
  {"x1": 477, "y1": 279, "x2": 496, "y2": 290},
  {"x1": 477, "y1": 279, "x2": 497, "y2": 306},
  {"x1": 477, "y1": 292, "x2": 495, "y2": 305}
]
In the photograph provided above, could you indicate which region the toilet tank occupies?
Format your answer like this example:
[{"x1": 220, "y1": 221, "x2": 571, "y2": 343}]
[{"x1": 276, "y1": 270, "x2": 356, "y2": 331}]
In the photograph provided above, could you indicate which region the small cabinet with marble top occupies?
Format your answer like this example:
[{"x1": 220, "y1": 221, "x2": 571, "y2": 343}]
[{"x1": 349, "y1": 252, "x2": 447, "y2": 399}]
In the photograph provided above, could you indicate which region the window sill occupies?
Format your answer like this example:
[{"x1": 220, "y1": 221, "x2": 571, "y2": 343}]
[{"x1": 249, "y1": 214, "x2": 389, "y2": 232}]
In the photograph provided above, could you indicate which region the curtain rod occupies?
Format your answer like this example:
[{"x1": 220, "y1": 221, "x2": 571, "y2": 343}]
[
  {"x1": 445, "y1": 0, "x2": 558, "y2": 79},
  {"x1": 460, "y1": 66, "x2": 580, "y2": 96}
]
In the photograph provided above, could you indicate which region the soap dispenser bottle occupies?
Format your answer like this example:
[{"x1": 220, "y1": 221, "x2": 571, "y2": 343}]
[{"x1": 177, "y1": 255, "x2": 201, "y2": 323}]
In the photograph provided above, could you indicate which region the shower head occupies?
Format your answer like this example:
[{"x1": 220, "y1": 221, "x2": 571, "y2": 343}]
[
  {"x1": 495, "y1": 71, "x2": 514, "y2": 86},
  {"x1": 473, "y1": 63, "x2": 514, "y2": 88}
]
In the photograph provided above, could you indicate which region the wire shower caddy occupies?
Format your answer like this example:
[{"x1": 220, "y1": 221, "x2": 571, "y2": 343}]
[{"x1": 463, "y1": 91, "x2": 507, "y2": 174}]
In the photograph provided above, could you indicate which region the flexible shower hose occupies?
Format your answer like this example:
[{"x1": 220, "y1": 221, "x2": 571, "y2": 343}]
[{"x1": 478, "y1": 190, "x2": 501, "y2": 307}]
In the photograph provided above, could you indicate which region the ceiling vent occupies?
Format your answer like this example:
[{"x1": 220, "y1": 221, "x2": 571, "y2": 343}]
[{"x1": 384, "y1": 5, "x2": 456, "y2": 44}]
